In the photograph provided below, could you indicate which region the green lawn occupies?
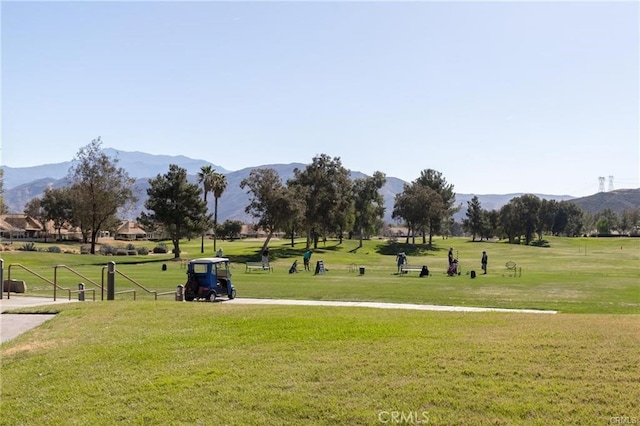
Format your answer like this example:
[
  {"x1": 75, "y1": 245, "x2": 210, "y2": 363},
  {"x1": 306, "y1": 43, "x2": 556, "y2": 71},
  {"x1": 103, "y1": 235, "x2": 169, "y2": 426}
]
[
  {"x1": 1, "y1": 236, "x2": 639, "y2": 425},
  {"x1": 2, "y1": 236, "x2": 638, "y2": 313},
  {"x1": 1, "y1": 302, "x2": 638, "y2": 425}
]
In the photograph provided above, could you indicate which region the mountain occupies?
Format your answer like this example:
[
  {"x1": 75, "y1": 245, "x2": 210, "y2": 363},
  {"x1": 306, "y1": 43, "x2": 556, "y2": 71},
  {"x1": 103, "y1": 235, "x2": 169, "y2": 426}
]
[
  {"x1": 2, "y1": 149, "x2": 228, "y2": 189},
  {"x1": 3, "y1": 149, "x2": 637, "y2": 224},
  {"x1": 569, "y1": 189, "x2": 640, "y2": 216}
]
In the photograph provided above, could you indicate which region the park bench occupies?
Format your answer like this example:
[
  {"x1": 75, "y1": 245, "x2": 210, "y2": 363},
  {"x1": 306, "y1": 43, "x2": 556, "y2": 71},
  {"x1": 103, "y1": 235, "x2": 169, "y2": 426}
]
[
  {"x1": 505, "y1": 261, "x2": 521, "y2": 277},
  {"x1": 400, "y1": 264, "x2": 428, "y2": 276},
  {"x1": 245, "y1": 261, "x2": 273, "y2": 272}
]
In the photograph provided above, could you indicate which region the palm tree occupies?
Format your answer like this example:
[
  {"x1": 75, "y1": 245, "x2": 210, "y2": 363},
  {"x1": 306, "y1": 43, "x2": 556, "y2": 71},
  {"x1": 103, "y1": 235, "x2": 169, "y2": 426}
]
[
  {"x1": 197, "y1": 165, "x2": 216, "y2": 253},
  {"x1": 211, "y1": 171, "x2": 227, "y2": 252}
]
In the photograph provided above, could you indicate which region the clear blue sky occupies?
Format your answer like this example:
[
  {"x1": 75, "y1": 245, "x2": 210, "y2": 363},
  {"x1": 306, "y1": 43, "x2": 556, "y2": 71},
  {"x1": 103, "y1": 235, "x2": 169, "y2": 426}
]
[{"x1": 2, "y1": 1, "x2": 638, "y2": 197}]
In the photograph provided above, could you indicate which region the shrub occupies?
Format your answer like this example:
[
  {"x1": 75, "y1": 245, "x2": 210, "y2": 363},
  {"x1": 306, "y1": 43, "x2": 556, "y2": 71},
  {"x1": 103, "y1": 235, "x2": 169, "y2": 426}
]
[
  {"x1": 127, "y1": 250, "x2": 137, "y2": 256},
  {"x1": 47, "y1": 246, "x2": 62, "y2": 253},
  {"x1": 126, "y1": 243, "x2": 136, "y2": 251},
  {"x1": 81, "y1": 245, "x2": 92, "y2": 254},
  {"x1": 530, "y1": 239, "x2": 551, "y2": 248},
  {"x1": 100, "y1": 245, "x2": 115, "y2": 255},
  {"x1": 153, "y1": 243, "x2": 168, "y2": 254},
  {"x1": 19, "y1": 242, "x2": 37, "y2": 251},
  {"x1": 115, "y1": 248, "x2": 129, "y2": 256},
  {"x1": 137, "y1": 246, "x2": 149, "y2": 255}
]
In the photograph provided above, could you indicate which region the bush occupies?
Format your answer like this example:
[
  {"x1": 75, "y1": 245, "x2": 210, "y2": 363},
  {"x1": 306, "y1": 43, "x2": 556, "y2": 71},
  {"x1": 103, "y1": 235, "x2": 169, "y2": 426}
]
[
  {"x1": 530, "y1": 239, "x2": 551, "y2": 248},
  {"x1": 137, "y1": 246, "x2": 149, "y2": 255},
  {"x1": 47, "y1": 246, "x2": 62, "y2": 253},
  {"x1": 100, "y1": 245, "x2": 115, "y2": 255},
  {"x1": 115, "y1": 248, "x2": 129, "y2": 256},
  {"x1": 153, "y1": 243, "x2": 168, "y2": 254},
  {"x1": 19, "y1": 242, "x2": 37, "y2": 251},
  {"x1": 81, "y1": 244, "x2": 92, "y2": 254},
  {"x1": 126, "y1": 243, "x2": 136, "y2": 251}
]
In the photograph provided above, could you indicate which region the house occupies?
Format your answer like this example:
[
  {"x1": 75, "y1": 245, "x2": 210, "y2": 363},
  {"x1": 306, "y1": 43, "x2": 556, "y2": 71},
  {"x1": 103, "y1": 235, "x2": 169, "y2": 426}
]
[
  {"x1": 115, "y1": 220, "x2": 147, "y2": 241},
  {"x1": 0, "y1": 214, "x2": 44, "y2": 240}
]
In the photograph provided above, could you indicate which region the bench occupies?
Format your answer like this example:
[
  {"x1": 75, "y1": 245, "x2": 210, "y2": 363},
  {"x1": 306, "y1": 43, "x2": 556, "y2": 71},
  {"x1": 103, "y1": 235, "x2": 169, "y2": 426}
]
[
  {"x1": 245, "y1": 262, "x2": 273, "y2": 272},
  {"x1": 505, "y1": 261, "x2": 521, "y2": 277},
  {"x1": 400, "y1": 265, "x2": 428, "y2": 275}
]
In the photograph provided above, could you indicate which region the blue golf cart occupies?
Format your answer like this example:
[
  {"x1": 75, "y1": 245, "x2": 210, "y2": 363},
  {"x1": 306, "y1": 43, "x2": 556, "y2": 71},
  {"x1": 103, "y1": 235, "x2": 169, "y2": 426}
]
[{"x1": 184, "y1": 257, "x2": 236, "y2": 302}]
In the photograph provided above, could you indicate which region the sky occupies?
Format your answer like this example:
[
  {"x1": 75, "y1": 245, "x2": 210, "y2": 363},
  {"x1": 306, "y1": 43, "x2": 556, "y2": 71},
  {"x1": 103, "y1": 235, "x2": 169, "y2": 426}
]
[{"x1": 1, "y1": 0, "x2": 639, "y2": 197}]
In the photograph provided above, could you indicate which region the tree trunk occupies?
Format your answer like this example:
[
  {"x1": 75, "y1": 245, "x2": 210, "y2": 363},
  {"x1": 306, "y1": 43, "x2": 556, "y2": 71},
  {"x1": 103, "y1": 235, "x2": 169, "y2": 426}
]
[{"x1": 213, "y1": 198, "x2": 219, "y2": 251}]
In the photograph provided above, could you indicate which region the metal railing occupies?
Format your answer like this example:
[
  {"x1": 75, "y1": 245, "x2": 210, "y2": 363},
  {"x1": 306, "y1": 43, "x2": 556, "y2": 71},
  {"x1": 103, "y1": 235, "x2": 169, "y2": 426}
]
[
  {"x1": 6, "y1": 263, "x2": 71, "y2": 301},
  {"x1": 102, "y1": 266, "x2": 157, "y2": 300}
]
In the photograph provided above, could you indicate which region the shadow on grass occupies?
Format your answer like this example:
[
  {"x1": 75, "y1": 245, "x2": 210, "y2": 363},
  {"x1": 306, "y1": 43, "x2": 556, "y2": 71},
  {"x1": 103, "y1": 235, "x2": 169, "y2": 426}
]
[{"x1": 376, "y1": 240, "x2": 446, "y2": 257}]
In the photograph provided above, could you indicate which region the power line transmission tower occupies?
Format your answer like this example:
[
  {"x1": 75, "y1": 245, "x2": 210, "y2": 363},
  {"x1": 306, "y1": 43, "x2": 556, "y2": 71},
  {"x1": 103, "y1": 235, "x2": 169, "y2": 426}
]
[
  {"x1": 608, "y1": 175, "x2": 614, "y2": 192},
  {"x1": 598, "y1": 176, "x2": 605, "y2": 192}
]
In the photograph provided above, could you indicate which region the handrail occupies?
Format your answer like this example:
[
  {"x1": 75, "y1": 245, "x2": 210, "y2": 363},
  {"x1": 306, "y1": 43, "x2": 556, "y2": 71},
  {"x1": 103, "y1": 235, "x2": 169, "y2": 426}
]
[
  {"x1": 54, "y1": 264, "x2": 103, "y2": 299},
  {"x1": 7, "y1": 263, "x2": 71, "y2": 301},
  {"x1": 115, "y1": 289, "x2": 137, "y2": 300},
  {"x1": 70, "y1": 287, "x2": 96, "y2": 301},
  {"x1": 100, "y1": 267, "x2": 157, "y2": 300}
]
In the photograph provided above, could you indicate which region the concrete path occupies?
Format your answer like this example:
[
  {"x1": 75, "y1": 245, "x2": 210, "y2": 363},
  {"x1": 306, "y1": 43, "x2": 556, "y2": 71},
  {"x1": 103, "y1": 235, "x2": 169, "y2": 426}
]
[
  {"x1": 0, "y1": 296, "x2": 79, "y2": 344},
  {"x1": 228, "y1": 298, "x2": 558, "y2": 314},
  {"x1": 1, "y1": 296, "x2": 556, "y2": 344}
]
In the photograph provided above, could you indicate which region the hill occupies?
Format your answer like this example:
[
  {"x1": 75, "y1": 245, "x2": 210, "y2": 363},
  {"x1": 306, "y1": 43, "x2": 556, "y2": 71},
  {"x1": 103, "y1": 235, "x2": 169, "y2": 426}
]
[{"x1": 4, "y1": 149, "x2": 637, "y2": 223}]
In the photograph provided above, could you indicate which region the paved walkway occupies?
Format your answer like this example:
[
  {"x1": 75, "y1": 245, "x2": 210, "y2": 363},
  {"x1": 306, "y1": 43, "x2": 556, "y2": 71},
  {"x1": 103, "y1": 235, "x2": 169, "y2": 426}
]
[
  {"x1": 0, "y1": 296, "x2": 80, "y2": 344},
  {"x1": 1, "y1": 296, "x2": 557, "y2": 344}
]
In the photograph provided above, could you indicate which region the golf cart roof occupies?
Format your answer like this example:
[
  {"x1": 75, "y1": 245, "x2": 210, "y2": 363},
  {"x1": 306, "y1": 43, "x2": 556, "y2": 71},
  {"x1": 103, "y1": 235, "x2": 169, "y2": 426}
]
[{"x1": 190, "y1": 257, "x2": 230, "y2": 264}]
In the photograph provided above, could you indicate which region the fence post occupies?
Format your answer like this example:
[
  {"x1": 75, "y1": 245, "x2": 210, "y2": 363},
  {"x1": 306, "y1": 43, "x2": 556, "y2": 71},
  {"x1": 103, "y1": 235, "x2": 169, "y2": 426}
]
[
  {"x1": 107, "y1": 261, "x2": 116, "y2": 301},
  {"x1": 175, "y1": 285, "x2": 184, "y2": 302},
  {"x1": 78, "y1": 282, "x2": 85, "y2": 301}
]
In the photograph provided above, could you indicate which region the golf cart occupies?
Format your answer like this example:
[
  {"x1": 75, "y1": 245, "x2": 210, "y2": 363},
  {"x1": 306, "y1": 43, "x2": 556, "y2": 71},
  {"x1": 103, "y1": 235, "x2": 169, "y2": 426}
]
[{"x1": 184, "y1": 257, "x2": 236, "y2": 302}]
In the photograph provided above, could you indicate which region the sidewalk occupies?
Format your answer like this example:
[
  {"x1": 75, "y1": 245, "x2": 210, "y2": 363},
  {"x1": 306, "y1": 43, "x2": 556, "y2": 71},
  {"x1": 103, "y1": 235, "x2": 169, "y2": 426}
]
[{"x1": 0, "y1": 296, "x2": 79, "y2": 344}]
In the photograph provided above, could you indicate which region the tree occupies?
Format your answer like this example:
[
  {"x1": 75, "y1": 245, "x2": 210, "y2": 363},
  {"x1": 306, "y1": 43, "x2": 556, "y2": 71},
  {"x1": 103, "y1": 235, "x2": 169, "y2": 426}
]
[
  {"x1": 392, "y1": 182, "x2": 442, "y2": 245},
  {"x1": 511, "y1": 194, "x2": 541, "y2": 244},
  {"x1": 68, "y1": 138, "x2": 137, "y2": 254},
  {"x1": 289, "y1": 154, "x2": 352, "y2": 248},
  {"x1": 414, "y1": 169, "x2": 458, "y2": 245},
  {"x1": 197, "y1": 165, "x2": 216, "y2": 254},
  {"x1": 23, "y1": 197, "x2": 48, "y2": 242},
  {"x1": 352, "y1": 171, "x2": 386, "y2": 248},
  {"x1": 561, "y1": 202, "x2": 584, "y2": 237},
  {"x1": 40, "y1": 187, "x2": 75, "y2": 241},
  {"x1": 598, "y1": 208, "x2": 619, "y2": 234},
  {"x1": 0, "y1": 168, "x2": 7, "y2": 214},
  {"x1": 218, "y1": 219, "x2": 243, "y2": 240},
  {"x1": 464, "y1": 196, "x2": 484, "y2": 241},
  {"x1": 139, "y1": 164, "x2": 209, "y2": 259},
  {"x1": 240, "y1": 168, "x2": 294, "y2": 252},
  {"x1": 211, "y1": 171, "x2": 227, "y2": 252}
]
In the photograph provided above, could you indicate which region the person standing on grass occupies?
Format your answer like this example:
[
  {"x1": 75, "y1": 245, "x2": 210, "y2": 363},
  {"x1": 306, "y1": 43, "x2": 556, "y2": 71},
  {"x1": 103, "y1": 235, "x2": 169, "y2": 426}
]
[
  {"x1": 481, "y1": 251, "x2": 488, "y2": 274},
  {"x1": 396, "y1": 252, "x2": 407, "y2": 273},
  {"x1": 303, "y1": 249, "x2": 312, "y2": 271},
  {"x1": 448, "y1": 248, "x2": 454, "y2": 266}
]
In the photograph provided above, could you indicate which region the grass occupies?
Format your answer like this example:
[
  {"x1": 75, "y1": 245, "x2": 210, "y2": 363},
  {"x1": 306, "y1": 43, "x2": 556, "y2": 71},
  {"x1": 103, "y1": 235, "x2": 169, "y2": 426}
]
[
  {"x1": 1, "y1": 302, "x2": 638, "y2": 425},
  {"x1": 1, "y1": 236, "x2": 639, "y2": 424},
  {"x1": 2, "y1": 236, "x2": 639, "y2": 313}
]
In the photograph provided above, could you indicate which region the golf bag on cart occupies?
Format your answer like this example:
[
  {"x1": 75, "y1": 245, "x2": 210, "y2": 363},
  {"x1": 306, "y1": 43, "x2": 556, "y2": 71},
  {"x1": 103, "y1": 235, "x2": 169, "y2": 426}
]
[{"x1": 447, "y1": 259, "x2": 459, "y2": 276}]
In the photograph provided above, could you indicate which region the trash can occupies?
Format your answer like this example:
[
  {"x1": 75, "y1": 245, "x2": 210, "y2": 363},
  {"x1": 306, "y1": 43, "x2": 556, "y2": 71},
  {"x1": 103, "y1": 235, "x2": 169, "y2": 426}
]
[{"x1": 359, "y1": 266, "x2": 365, "y2": 275}]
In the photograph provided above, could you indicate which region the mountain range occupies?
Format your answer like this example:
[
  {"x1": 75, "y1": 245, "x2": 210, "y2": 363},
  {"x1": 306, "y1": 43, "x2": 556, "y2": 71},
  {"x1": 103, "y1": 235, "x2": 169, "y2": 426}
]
[{"x1": 2, "y1": 149, "x2": 638, "y2": 223}]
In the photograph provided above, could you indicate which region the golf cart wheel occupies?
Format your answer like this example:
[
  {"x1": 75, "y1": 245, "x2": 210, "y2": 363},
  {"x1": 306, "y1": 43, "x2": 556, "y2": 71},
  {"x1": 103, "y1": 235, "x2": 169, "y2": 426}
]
[
  {"x1": 208, "y1": 292, "x2": 217, "y2": 302},
  {"x1": 228, "y1": 288, "x2": 237, "y2": 300},
  {"x1": 185, "y1": 294, "x2": 194, "y2": 302}
]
